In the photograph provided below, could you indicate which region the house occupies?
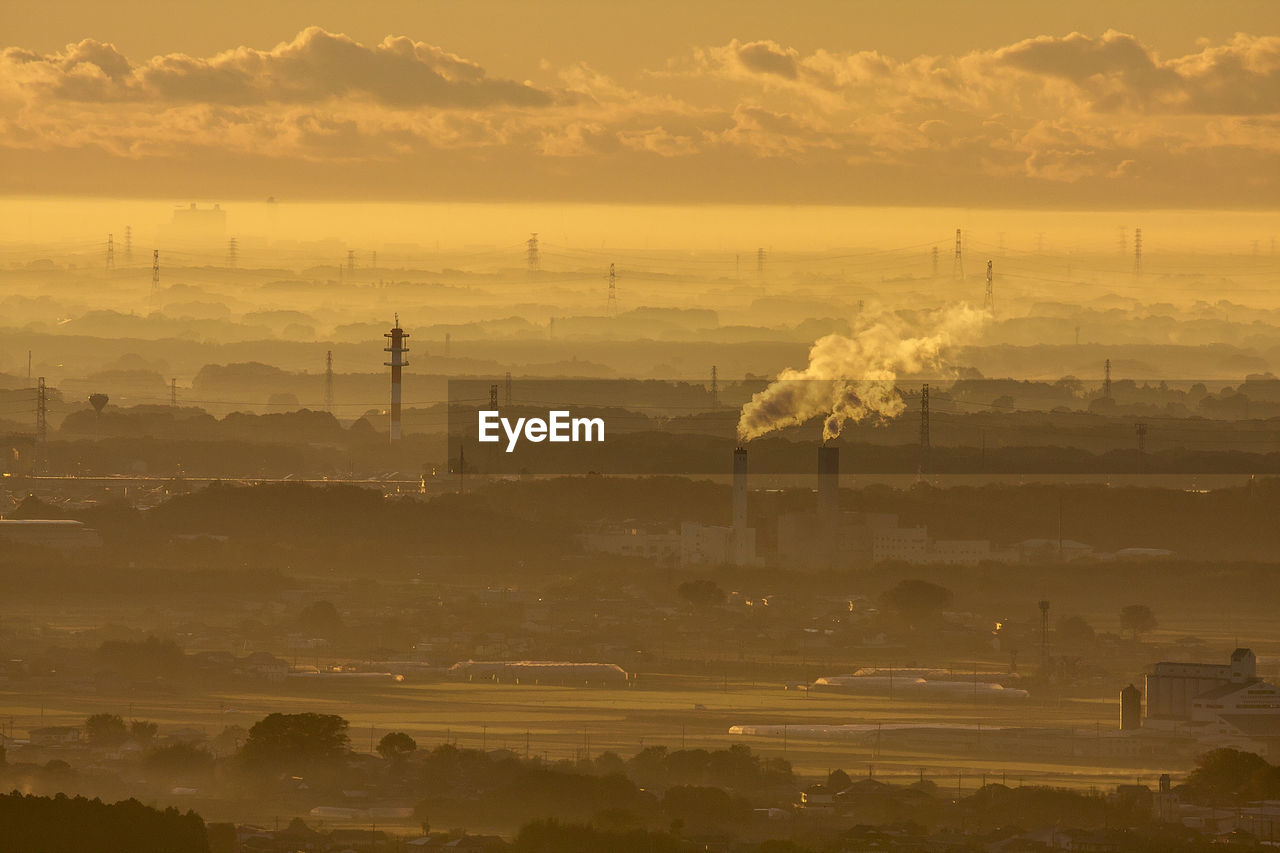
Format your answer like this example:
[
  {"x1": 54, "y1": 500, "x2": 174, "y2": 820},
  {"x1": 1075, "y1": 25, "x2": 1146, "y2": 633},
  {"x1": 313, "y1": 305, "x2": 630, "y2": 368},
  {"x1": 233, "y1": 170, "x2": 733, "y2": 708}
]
[
  {"x1": 239, "y1": 651, "x2": 289, "y2": 682},
  {"x1": 29, "y1": 726, "x2": 81, "y2": 747}
]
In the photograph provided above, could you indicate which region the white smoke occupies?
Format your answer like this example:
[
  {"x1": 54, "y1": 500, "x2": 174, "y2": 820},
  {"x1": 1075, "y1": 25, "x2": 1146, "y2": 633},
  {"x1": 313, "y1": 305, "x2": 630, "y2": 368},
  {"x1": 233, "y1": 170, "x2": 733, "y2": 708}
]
[{"x1": 737, "y1": 304, "x2": 987, "y2": 443}]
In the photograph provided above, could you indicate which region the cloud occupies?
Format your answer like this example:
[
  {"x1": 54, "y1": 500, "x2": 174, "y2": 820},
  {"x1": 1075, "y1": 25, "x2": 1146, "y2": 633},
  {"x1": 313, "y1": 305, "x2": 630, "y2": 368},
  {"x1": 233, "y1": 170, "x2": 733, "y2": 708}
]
[
  {"x1": 3, "y1": 27, "x2": 552, "y2": 108},
  {"x1": 996, "y1": 30, "x2": 1280, "y2": 114},
  {"x1": 0, "y1": 28, "x2": 1277, "y2": 204}
]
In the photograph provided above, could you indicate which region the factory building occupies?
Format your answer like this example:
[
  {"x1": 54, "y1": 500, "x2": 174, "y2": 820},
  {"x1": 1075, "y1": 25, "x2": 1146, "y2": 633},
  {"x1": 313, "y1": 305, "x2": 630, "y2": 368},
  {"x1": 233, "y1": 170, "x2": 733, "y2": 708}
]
[{"x1": 1145, "y1": 648, "x2": 1257, "y2": 724}]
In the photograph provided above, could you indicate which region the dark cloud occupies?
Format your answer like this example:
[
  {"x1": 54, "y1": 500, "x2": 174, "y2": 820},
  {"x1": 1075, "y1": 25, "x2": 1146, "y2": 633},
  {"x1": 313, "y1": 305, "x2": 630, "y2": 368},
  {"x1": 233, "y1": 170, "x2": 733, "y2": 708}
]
[
  {"x1": 997, "y1": 30, "x2": 1280, "y2": 114},
  {"x1": 4, "y1": 27, "x2": 553, "y2": 108},
  {"x1": 735, "y1": 41, "x2": 799, "y2": 79}
]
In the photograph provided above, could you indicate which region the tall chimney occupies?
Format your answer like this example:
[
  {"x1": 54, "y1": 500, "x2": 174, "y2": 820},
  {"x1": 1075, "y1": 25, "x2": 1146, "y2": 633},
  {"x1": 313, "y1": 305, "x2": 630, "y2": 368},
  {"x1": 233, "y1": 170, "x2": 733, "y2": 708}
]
[
  {"x1": 384, "y1": 314, "x2": 410, "y2": 443},
  {"x1": 817, "y1": 444, "x2": 839, "y2": 516},
  {"x1": 732, "y1": 447, "x2": 748, "y2": 564}
]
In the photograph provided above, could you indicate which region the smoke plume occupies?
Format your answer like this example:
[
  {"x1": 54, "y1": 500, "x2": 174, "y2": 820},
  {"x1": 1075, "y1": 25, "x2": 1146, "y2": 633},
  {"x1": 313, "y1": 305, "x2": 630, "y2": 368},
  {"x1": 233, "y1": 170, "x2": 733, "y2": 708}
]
[{"x1": 737, "y1": 304, "x2": 986, "y2": 443}]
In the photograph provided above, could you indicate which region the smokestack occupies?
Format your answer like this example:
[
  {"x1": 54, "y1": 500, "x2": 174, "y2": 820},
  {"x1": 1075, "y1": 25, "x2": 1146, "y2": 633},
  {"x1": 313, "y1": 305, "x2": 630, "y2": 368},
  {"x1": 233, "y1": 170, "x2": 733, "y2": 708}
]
[
  {"x1": 733, "y1": 447, "x2": 748, "y2": 564},
  {"x1": 817, "y1": 444, "x2": 839, "y2": 516},
  {"x1": 384, "y1": 314, "x2": 410, "y2": 443}
]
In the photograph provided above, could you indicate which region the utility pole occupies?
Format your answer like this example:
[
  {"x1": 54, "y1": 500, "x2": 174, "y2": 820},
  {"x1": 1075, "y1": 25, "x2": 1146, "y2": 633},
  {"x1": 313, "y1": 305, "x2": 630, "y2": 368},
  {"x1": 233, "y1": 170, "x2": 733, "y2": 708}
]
[
  {"x1": 1039, "y1": 600, "x2": 1050, "y2": 671},
  {"x1": 984, "y1": 260, "x2": 995, "y2": 315},
  {"x1": 952, "y1": 228, "x2": 963, "y2": 280},
  {"x1": 323, "y1": 351, "x2": 335, "y2": 413},
  {"x1": 526, "y1": 233, "x2": 540, "y2": 271},
  {"x1": 35, "y1": 377, "x2": 47, "y2": 475},
  {"x1": 919, "y1": 383, "x2": 930, "y2": 477},
  {"x1": 1133, "y1": 227, "x2": 1143, "y2": 276},
  {"x1": 607, "y1": 263, "x2": 617, "y2": 317},
  {"x1": 106, "y1": 234, "x2": 114, "y2": 273}
]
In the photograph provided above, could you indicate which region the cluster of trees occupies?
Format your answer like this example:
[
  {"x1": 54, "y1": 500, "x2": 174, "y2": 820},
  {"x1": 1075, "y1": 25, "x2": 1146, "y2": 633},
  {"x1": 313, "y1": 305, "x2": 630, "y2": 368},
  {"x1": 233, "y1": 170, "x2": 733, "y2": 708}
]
[
  {"x1": 0, "y1": 792, "x2": 207, "y2": 853},
  {"x1": 1181, "y1": 748, "x2": 1280, "y2": 806}
]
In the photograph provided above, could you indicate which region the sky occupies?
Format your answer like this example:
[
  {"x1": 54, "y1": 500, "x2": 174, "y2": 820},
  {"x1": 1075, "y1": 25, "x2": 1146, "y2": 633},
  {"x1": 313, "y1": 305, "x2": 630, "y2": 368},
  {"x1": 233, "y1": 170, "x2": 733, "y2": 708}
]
[{"x1": 1, "y1": 1, "x2": 1279, "y2": 208}]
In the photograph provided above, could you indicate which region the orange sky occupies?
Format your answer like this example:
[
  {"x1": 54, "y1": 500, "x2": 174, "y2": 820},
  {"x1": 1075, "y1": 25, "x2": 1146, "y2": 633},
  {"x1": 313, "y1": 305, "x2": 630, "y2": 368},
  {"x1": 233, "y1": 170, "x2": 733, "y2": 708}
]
[{"x1": 2, "y1": 1, "x2": 1278, "y2": 207}]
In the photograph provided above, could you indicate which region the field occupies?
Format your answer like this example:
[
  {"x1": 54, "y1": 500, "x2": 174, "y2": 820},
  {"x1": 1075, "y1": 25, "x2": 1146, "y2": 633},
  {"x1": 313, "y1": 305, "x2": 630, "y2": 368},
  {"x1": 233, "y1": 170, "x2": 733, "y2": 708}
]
[{"x1": 2, "y1": 672, "x2": 1178, "y2": 825}]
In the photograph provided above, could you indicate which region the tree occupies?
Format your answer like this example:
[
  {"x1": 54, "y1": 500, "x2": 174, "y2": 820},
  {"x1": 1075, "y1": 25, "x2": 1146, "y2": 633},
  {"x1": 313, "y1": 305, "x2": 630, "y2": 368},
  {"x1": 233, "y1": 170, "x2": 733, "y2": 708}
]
[
  {"x1": 130, "y1": 720, "x2": 159, "y2": 743},
  {"x1": 880, "y1": 579, "x2": 954, "y2": 622},
  {"x1": 85, "y1": 713, "x2": 128, "y2": 747},
  {"x1": 239, "y1": 712, "x2": 349, "y2": 773},
  {"x1": 1120, "y1": 604, "x2": 1158, "y2": 641},
  {"x1": 377, "y1": 731, "x2": 417, "y2": 761},
  {"x1": 1057, "y1": 615, "x2": 1096, "y2": 646},
  {"x1": 1183, "y1": 748, "x2": 1280, "y2": 805},
  {"x1": 677, "y1": 579, "x2": 725, "y2": 609},
  {"x1": 827, "y1": 768, "x2": 852, "y2": 792},
  {"x1": 96, "y1": 637, "x2": 185, "y2": 680},
  {"x1": 144, "y1": 743, "x2": 215, "y2": 777},
  {"x1": 412, "y1": 800, "x2": 430, "y2": 837},
  {"x1": 298, "y1": 600, "x2": 343, "y2": 637}
]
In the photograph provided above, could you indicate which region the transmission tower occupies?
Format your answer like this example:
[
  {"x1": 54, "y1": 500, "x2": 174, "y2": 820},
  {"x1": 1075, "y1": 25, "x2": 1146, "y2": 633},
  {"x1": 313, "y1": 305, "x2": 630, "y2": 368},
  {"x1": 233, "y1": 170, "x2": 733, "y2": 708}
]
[
  {"x1": 1133, "y1": 227, "x2": 1143, "y2": 276},
  {"x1": 347, "y1": 250, "x2": 355, "y2": 274},
  {"x1": 931, "y1": 246, "x2": 939, "y2": 278},
  {"x1": 370, "y1": 250, "x2": 377, "y2": 269},
  {"x1": 323, "y1": 351, "x2": 335, "y2": 413},
  {"x1": 1103, "y1": 359, "x2": 1113, "y2": 400},
  {"x1": 35, "y1": 377, "x2": 47, "y2": 475},
  {"x1": 489, "y1": 383, "x2": 499, "y2": 410},
  {"x1": 526, "y1": 233, "x2": 540, "y2": 271},
  {"x1": 756, "y1": 247, "x2": 766, "y2": 276},
  {"x1": 710, "y1": 365, "x2": 719, "y2": 408},
  {"x1": 124, "y1": 225, "x2": 133, "y2": 262},
  {"x1": 984, "y1": 260, "x2": 995, "y2": 315},
  {"x1": 151, "y1": 249, "x2": 160, "y2": 307},
  {"x1": 918, "y1": 383, "x2": 930, "y2": 476},
  {"x1": 106, "y1": 234, "x2": 115, "y2": 273},
  {"x1": 607, "y1": 263, "x2": 617, "y2": 317},
  {"x1": 227, "y1": 237, "x2": 239, "y2": 269},
  {"x1": 170, "y1": 378, "x2": 177, "y2": 407},
  {"x1": 504, "y1": 372, "x2": 512, "y2": 406},
  {"x1": 952, "y1": 228, "x2": 963, "y2": 280},
  {"x1": 1136, "y1": 422, "x2": 1147, "y2": 452}
]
